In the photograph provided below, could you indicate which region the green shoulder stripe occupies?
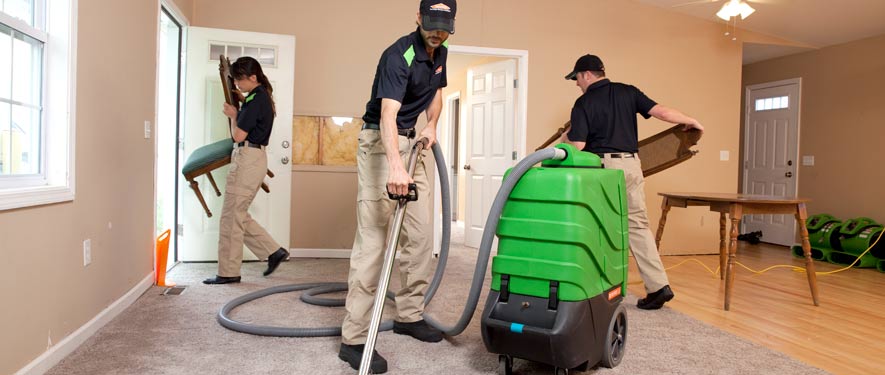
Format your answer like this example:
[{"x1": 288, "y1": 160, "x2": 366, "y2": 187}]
[
  {"x1": 443, "y1": 40, "x2": 449, "y2": 48},
  {"x1": 403, "y1": 45, "x2": 415, "y2": 68},
  {"x1": 245, "y1": 93, "x2": 256, "y2": 103}
]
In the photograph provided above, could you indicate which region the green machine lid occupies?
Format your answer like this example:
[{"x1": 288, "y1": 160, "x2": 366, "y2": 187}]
[{"x1": 541, "y1": 143, "x2": 602, "y2": 168}]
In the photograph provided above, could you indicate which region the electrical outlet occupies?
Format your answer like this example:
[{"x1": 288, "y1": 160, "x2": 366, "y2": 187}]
[
  {"x1": 144, "y1": 121, "x2": 151, "y2": 139},
  {"x1": 83, "y1": 239, "x2": 92, "y2": 266}
]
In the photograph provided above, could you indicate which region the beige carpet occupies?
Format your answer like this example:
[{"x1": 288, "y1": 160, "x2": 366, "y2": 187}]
[{"x1": 47, "y1": 242, "x2": 828, "y2": 375}]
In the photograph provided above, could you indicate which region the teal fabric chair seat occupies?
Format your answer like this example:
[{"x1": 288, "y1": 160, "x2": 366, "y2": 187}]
[{"x1": 181, "y1": 139, "x2": 273, "y2": 217}]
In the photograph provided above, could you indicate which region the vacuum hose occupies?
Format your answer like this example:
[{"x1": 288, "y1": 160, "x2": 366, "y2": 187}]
[{"x1": 217, "y1": 143, "x2": 566, "y2": 338}]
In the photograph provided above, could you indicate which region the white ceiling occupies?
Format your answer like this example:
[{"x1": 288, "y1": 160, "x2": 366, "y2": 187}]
[{"x1": 633, "y1": 0, "x2": 885, "y2": 64}]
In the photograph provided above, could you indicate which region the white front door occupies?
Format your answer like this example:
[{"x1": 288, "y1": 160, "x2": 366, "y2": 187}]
[
  {"x1": 743, "y1": 79, "x2": 801, "y2": 246},
  {"x1": 179, "y1": 27, "x2": 295, "y2": 261},
  {"x1": 463, "y1": 59, "x2": 516, "y2": 248}
]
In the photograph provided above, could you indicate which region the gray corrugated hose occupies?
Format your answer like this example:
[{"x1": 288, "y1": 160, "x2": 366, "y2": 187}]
[{"x1": 216, "y1": 143, "x2": 566, "y2": 338}]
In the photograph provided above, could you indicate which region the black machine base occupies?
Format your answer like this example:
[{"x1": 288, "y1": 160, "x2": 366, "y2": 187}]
[{"x1": 481, "y1": 286, "x2": 626, "y2": 373}]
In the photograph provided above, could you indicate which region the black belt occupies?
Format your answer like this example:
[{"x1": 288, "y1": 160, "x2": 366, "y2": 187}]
[
  {"x1": 362, "y1": 123, "x2": 416, "y2": 139},
  {"x1": 235, "y1": 141, "x2": 264, "y2": 149},
  {"x1": 596, "y1": 152, "x2": 636, "y2": 159}
]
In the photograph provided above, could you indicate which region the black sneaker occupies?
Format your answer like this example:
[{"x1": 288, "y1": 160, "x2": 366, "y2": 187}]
[
  {"x1": 263, "y1": 248, "x2": 290, "y2": 276},
  {"x1": 637, "y1": 285, "x2": 674, "y2": 310},
  {"x1": 338, "y1": 343, "x2": 387, "y2": 374},
  {"x1": 393, "y1": 319, "x2": 443, "y2": 342},
  {"x1": 202, "y1": 275, "x2": 241, "y2": 285}
]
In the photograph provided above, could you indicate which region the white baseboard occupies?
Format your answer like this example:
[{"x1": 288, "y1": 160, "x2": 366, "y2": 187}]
[
  {"x1": 290, "y1": 248, "x2": 352, "y2": 258},
  {"x1": 15, "y1": 272, "x2": 156, "y2": 375}
]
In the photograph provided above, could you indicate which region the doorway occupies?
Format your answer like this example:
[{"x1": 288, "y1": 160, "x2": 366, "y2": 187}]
[
  {"x1": 155, "y1": 2, "x2": 186, "y2": 271},
  {"x1": 433, "y1": 46, "x2": 528, "y2": 252},
  {"x1": 742, "y1": 78, "x2": 802, "y2": 246}
]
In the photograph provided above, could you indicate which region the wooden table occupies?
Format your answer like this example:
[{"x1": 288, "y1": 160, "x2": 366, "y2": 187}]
[{"x1": 655, "y1": 192, "x2": 819, "y2": 310}]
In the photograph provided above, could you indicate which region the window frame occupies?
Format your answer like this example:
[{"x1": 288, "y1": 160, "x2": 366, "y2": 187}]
[{"x1": 0, "y1": 0, "x2": 77, "y2": 210}]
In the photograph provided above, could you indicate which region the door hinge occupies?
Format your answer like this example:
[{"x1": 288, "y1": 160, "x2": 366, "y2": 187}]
[
  {"x1": 177, "y1": 224, "x2": 184, "y2": 237},
  {"x1": 513, "y1": 79, "x2": 518, "y2": 88},
  {"x1": 512, "y1": 151, "x2": 518, "y2": 160}
]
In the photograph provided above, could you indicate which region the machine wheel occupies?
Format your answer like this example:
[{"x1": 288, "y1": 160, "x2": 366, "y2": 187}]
[
  {"x1": 498, "y1": 355, "x2": 513, "y2": 375},
  {"x1": 554, "y1": 367, "x2": 568, "y2": 375},
  {"x1": 601, "y1": 304, "x2": 628, "y2": 368}
]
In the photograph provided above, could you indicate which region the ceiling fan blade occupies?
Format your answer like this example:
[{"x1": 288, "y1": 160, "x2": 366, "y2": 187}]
[{"x1": 671, "y1": 0, "x2": 722, "y2": 8}]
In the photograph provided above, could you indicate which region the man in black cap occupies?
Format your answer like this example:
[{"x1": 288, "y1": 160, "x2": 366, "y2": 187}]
[
  {"x1": 563, "y1": 54, "x2": 704, "y2": 310},
  {"x1": 338, "y1": 1, "x2": 456, "y2": 373}
]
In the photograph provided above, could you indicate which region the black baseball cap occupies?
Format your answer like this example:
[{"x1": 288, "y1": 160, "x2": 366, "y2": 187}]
[
  {"x1": 420, "y1": 0, "x2": 457, "y2": 34},
  {"x1": 565, "y1": 54, "x2": 605, "y2": 80}
]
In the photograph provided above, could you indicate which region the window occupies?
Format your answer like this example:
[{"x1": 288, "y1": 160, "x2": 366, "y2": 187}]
[
  {"x1": 0, "y1": 0, "x2": 76, "y2": 210},
  {"x1": 210, "y1": 43, "x2": 277, "y2": 67},
  {"x1": 754, "y1": 95, "x2": 789, "y2": 112}
]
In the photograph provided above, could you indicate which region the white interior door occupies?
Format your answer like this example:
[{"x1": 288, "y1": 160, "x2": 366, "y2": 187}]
[
  {"x1": 179, "y1": 27, "x2": 295, "y2": 261},
  {"x1": 743, "y1": 79, "x2": 801, "y2": 246},
  {"x1": 463, "y1": 59, "x2": 516, "y2": 248}
]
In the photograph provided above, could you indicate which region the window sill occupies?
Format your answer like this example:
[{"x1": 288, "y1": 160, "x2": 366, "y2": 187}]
[{"x1": 0, "y1": 185, "x2": 75, "y2": 211}]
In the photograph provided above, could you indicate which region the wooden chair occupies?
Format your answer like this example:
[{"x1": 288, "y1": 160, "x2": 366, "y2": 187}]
[{"x1": 181, "y1": 139, "x2": 274, "y2": 217}]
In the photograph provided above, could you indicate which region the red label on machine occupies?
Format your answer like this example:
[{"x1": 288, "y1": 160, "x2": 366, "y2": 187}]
[{"x1": 608, "y1": 286, "x2": 622, "y2": 300}]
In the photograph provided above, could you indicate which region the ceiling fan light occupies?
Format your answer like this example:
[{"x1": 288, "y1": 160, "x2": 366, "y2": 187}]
[
  {"x1": 716, "y1": 4, "x2": 733, "y2": 20},
  {"x1": 738, "y1": 2, "x2": 755, "y2": 19}
]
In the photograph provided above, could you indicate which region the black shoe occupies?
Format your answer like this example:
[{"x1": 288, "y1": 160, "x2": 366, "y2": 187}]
[
  {"x1": 338, "y1": 343, "x2": 387, "y2": 374},
  {"x1": 263, "y1": 248, "x2": 290, "y2": 276},
  {"x1": 637, "y1": 285, "x2": 674, "y2": 310},
  {"x1": 202, "y1": 275, "x2": 241, "y2": 285},
  {"x1": 393, "y1": 319, "x2": 443, "y2": 343}
]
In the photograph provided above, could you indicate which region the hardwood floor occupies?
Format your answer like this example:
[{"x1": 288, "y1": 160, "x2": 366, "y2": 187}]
[{"x1": 627, "y1": 241, "x2": 885, "y2": 375}]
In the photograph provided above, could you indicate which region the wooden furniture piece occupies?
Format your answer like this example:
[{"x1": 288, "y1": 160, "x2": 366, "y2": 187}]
[
  {"x1": 535, "y1": 123, "x2": 702, "y2": 177},
  {"x1": 636, "y1": 124, "x2": 702, "y2": 177},
  {"x1": 182, "y1": 139, "x2": 273, "y2": 218},
  {"x1": 655, "y1": 192, "x2": 819, "y2": 310}
]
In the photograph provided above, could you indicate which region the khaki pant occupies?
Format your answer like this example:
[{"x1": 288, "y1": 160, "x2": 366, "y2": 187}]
[
  {"x1": 341, "y1": 129, "x2": 433, "y2": 345},
  {"x1": 216, "y1": 146, "x2": 281, "y2": 277},
  {"x1": 602, "y1": 155, "x2": 670, "y2": 293}
]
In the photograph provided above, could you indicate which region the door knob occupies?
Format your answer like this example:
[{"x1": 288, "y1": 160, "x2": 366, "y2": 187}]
[
  {"x1": 281, "y1": 156, "x2": 290, "y2": 165},
  {"x1": 785, "y1": 171, "x2": 793, "y2": 178},
  {"x1": 463, "y1": 164, "x2": 471, "y2": 170}
]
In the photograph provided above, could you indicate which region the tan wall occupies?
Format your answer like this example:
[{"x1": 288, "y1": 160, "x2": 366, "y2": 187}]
[
  {"x1": 0, "y1": 0, "x2": 159, "y2": 373},
  {"x1": 742, "y1": 34, "x2": 885, "y2": 221},
  {"x1": 190, "y1": 0, "x2": 745, "y2": 255}
]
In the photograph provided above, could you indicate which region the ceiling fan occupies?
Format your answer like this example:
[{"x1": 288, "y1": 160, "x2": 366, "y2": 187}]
[{"x1": 672, "y1": 0, "x2": 775, "y2": 20}]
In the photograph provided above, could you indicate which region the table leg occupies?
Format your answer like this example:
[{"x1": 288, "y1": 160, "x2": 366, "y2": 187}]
[
  {"x1": 797, "y1": 203, "x2": 820, "y2": 306},
  {"x1": 655, "y1": 197, "x2": 671, "y2": 252},
  {"x1": 724, "y1": 205, "x2": 742, "y2": 311},
  {"x1": 719, "y1": 212, "x2": 727, "y2": 280}
]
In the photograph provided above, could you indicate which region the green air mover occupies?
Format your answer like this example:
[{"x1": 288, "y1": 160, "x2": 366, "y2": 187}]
[
  {"x1": 481, "y1": 143, "x2": 629, "y2": 374},
  {"x1": 828, "y1": 217, "x2": 881, "y2": 268},
  {"x1": 791, "y1": 214, "x2": 842, "y2": 261}
]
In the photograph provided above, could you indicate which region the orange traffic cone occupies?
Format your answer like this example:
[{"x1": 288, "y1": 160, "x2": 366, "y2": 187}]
[{"x1": 156, "y1": 229, "x2": 176, "y2": 287}]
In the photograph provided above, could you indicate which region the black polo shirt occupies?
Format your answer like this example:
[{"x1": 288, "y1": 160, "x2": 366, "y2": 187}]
[
  {"x1": 566, "y1": 79, "x2": 657, "y2": 154},
  {"x1": 362, "y1": 27, "x2": 448, "y2": 129},
  {"x1": 236, "y1": 84, "x2": 274, "y2": 145}
]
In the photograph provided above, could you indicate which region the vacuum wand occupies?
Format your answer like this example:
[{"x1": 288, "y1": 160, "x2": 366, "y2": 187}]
[{"x1": 359, "y1": 137, "x2": 428, "y2": 375}]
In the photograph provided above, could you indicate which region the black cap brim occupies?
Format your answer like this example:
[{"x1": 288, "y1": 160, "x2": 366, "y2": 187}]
[
  {"x1": 422, "y1": 15, "x2": 455, "y2": 34},
  {"x1": 565, "y1": 71, "x2": 578, "y2": 80}
]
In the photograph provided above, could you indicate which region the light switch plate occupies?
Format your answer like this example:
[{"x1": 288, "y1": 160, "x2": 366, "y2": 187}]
[
  {"x1": 720, "y1": 150, "x2": 730, "y2": 161},
  {"x1": 802, "y1": 155, "x2": 815, "y2": 166},
  {"x1": 144, "y1": 121, "x2": 151, "y2": 139}
]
